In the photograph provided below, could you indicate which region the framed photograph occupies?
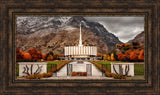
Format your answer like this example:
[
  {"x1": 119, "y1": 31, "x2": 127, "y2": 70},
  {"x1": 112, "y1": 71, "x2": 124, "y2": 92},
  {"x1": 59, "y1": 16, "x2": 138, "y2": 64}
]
[
  {"x1": 15, "y1": 16, "x2": 145, "y2": 80},
  {"x1": 0, "y1": 0, "x2": 159, "y2": 94}
]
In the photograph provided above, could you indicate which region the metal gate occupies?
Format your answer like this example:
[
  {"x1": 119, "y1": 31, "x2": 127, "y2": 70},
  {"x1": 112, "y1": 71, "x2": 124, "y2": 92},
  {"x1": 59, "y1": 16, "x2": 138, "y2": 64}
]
[
  {"x1": 67, "y1": 64, "x2": 72, "y2": 76},
  {"x1": 86, "y1": 64, "x2": 92, "y2": 76}
]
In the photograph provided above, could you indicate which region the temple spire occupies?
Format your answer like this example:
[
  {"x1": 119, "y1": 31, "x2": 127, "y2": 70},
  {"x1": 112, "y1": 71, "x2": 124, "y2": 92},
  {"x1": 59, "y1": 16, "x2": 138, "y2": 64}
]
[{"x1": 79, "y1": 23, "x2": 83, "y2": 47}]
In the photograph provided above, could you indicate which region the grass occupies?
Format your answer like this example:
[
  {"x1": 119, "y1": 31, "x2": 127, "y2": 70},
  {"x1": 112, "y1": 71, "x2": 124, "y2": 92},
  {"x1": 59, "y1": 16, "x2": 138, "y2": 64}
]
[
  {"x1": 134, "y1": 64, "x2": 144, "y2": 75},
  {"x1": 47, "y1": 61, "x2": 63, "y2": 65},
  {"x1": 16, "y1": 64, "x2": 19, "y2": 76},
  {"x1": 126, "y1": 75, "x2": 144, "y2": 80},
  {"x1": 47, "y1": 61, "x2": 64, "y2": 72},
  {"x1": 96, "y1": 61, "x2": 127, "y2": 65}
]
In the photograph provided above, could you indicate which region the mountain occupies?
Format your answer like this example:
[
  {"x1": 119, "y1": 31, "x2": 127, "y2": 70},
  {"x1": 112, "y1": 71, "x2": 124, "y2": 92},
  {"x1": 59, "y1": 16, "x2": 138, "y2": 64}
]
[
  {"x1": 16, "y1": 16, "x2": 122, "y2": 54},
  {"x1": 128, "y1": 31, "x2": 144, "y2": 46}
]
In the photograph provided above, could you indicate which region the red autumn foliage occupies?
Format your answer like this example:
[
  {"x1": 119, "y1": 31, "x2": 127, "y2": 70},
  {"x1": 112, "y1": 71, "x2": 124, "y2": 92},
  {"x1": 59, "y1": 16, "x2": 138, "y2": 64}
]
[
  {"x1": 27, "y1": 48, "x2": 42, "y2": 60},
  {"x1": 16, "y1": 48, "x2": 24, "y2": 61},
  {"x1": 117, "y1": 53, "x2": 127, "y2": 61},
  {"x1": 23, "y1": 53, "x2": 32, "y2": 60},
  {"x1": 138, "y1": 49, "x2": 144, "y2": 61},
  {"x1": 42, "y1": 55, "x2": 46, "y2": 60},
  {"x1": 125, "y1": 49, "x2": 132, "y2": 60},
  {"x1": 130, "y1": 49, "x2": 140, "y2": 61}
]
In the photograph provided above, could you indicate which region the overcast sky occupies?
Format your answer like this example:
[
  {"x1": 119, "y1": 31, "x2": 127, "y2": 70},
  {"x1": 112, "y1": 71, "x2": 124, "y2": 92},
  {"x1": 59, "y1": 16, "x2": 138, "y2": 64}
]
[{"x1": 84, "y1": 17, "x2": 144, "y2": 43}]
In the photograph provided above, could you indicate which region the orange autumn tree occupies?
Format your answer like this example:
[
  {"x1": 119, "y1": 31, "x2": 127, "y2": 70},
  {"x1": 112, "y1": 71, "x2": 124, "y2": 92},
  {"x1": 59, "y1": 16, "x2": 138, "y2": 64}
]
[
  {"x1": 16, "y1": 48, "x2": 24, "y2": 61},
  {"x1": 111, "y1": 53, "x2": 115, "y2": 61},
  {"x1": 130, "y1": 49, "x2": 140, "y2": 61},
  {"x1": 138, "y1": 49, "x2": 144, "y2": 61},
  {"x1": 23, "y1": 53, "x2": 32, "y2": 60},
  {"x1": 27, "y1": 48, "x2": 42, "y2": 61},
  {"x1": 47, "y1": 55, "x2": 53, "y2": 60},
  {"x1": 117, "y1": 52, "x2": 127, "y2": 61},
  {"x1": 125, "y1": 49, "x2": 132, "y2": 61},
  {"x1": 42, "y1": 55, "x2": 46, "y2": 60}
]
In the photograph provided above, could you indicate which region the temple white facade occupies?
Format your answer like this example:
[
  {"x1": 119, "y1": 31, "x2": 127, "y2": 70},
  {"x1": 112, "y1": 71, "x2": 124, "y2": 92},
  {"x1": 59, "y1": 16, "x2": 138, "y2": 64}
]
[
  {"x1": 64, "y1": 46, "x2": 97, "y2": 57},
  {"x1": 63, "y1": 23, "x2": 98, "y2": 60}
]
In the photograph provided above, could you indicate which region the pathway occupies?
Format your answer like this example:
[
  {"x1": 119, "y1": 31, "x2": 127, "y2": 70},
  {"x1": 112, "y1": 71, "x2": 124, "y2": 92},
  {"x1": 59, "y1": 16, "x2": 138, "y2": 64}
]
[{"x1": 42, "y1": 61, "x2": 113, "y2": 79}]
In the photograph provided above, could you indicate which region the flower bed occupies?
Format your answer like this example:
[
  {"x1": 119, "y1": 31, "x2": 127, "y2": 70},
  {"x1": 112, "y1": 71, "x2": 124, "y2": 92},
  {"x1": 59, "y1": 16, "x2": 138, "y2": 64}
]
[
  {"x1": 105, "y1": 71, "x2": 126, "y2": 79},
  {"x1": 71, "y1": 72, "x2": 87, "y2": 76},
  {"x1": 50, "y1": 61, "x2": 72, "y2": 72},
  {"x1": 89, "y1": 61, "x2": 109, "y2": 73}
]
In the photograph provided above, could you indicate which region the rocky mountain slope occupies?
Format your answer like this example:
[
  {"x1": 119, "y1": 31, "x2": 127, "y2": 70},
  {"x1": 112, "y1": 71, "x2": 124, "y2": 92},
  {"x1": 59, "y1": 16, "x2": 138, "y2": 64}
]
[
  {"x1": 16, "y1": 16, "x2": 122, "y2": 54},
  {"x1": 128, "y1": 31, "x2": 144, "y2": 46}
]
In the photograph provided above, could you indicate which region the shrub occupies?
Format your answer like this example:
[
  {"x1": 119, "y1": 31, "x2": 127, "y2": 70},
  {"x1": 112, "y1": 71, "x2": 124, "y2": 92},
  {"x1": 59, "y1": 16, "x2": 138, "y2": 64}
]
[
  {"x1": 35, "y1": 74, "x2": 42, "y2": 79},
  {"x1": 47, "y1": 72, "x2": 53, "y2": 77},
  {"x1": 42, "y1": 73, "x2": 48, "y2": 78},
  {"x1": 112, "y1": 74, "x2": 125, "y2": 79},
  {"x1": 105, "y1": 71, "x2": 126, "y2": 79},
  {"x1": 71, "y1": 72, "x2": 77, "y2": 76},
  {"x1": 28, "y1": 74, "x2": 36, "y2": 79},
  {"x1": 82, "y1": 72, "x2": 87, "y2": 76},
  {"x1": 105, "y1": 72, "x2": 112, "y2": 77}
]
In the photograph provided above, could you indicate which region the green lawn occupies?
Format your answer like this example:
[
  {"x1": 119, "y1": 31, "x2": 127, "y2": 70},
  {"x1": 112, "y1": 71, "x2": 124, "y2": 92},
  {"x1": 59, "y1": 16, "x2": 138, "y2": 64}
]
[
  {"x1": 134, "y1": 64, "x2": 144, "y2": 75},
  {"x1": 126, "y1": 75, "x2": 144, "y2": 80},
  {"x1": 16, "y1": 64, "x2": 19, "y2": 76},
  {"x1": 47, "y1": 61, "x2": 63, "y2": 72},
  {"x1": 47, "y1": 61, "x2": 63, "y2": 65},
  {"x1": 96, "y1": 61, "x2": 126, "y2": 65}
]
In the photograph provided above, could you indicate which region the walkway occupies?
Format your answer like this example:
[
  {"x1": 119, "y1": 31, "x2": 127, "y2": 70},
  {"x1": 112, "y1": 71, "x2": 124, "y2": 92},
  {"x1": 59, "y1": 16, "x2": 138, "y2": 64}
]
[{"x1": 42, "y1": 61, "x2": 113, "y2": 79}]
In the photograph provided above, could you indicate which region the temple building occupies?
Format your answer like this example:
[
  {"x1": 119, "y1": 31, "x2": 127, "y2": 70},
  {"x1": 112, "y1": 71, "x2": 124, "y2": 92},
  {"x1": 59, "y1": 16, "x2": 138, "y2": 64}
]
[{"x1": 64, "y1": 23, "x2": 98, "y2": 60}]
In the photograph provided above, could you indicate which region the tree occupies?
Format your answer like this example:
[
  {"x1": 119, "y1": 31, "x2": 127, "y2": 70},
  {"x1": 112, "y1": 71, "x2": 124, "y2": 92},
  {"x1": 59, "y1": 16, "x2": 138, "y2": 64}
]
[
  {"x1": 16, "y1": 48, "x2": 24, "y2": 61},
  {"x1": 125, "y1": 49, "x2": 132, "y2": 61},
  {"x1": 42, "y1": 55, "x2": 46, "y2": 60},
  {"x1": 47, "y1": 55, "x2": 53, "y2": 60},
  {"x1": 103, "y1": 54, "x2": 107, "y2": 60},
  {"x1": 23, "y1": 53, "x2": 32, "y2": 60},
  {"x1": 132, "y1": 42, "x2": 140, "y2": 49},
  {"x1": 111, "y1": 53, "x2": 115, "y2": 61},
  {"x1": 117, "y1": 53, "x2": 127, "y2": 61},
  {"x1": 116, "y1": 44, "x2": 121, "y2": 49},
  {"x1": 138, "y1": 49, "x2": 144, "y2": 61},
  {"x1": 123, "y1": 43, "x2": 132, "y2": 51},
  {"x1": 27, "y1": 48, "x2": 42, "y2": 60},
  {"x1": 107, "y1": 55, "x2": 111, "y2": 61},
  {"x1": 130, "y1": 49, "x2": 140, "y2": 61}
]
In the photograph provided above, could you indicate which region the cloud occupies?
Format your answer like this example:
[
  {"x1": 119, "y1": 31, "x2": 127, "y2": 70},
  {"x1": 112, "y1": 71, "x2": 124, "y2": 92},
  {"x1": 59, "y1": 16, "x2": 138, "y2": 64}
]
[{"x1": 84, "y1": 17, "x2": 144, "y2": 43}]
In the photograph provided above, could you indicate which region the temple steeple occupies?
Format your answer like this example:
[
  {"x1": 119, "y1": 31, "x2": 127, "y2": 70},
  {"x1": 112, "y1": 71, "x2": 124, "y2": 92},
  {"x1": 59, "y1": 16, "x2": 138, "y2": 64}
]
[{"x1": 79, "y1": 23, "x2": 83, "y2": 47}]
